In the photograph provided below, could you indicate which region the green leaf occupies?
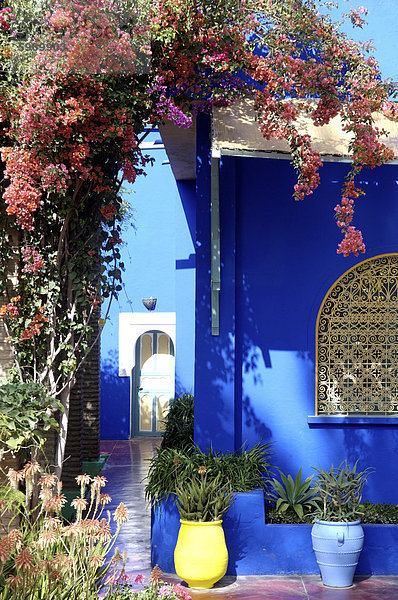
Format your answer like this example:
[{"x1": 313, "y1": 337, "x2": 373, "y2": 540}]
[
  {"x1": 6, "y1": 437, "x2": 22, "y2": 450},
  {"x1": 294, "y1": 504, "x2": 304, "y2": 520}
]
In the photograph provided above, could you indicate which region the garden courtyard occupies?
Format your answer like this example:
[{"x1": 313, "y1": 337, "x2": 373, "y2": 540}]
[
  {"x1": 100, "y1": 437, "x2": 398, "y2": 599},
  {"x1": 2, "y1": 0, "x2": 398, "y2": 597}
]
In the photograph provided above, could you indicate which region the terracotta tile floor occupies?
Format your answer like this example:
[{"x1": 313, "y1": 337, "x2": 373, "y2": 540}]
[{"x1": 100, "y1": 439, "x2": 398, "y2": 599}]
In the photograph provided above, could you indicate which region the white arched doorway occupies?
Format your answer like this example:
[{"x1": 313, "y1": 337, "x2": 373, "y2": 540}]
[
  {"x1": 118, "y1": 312, "x2": 176, "y2": 437},
  {"x1": 131, "y1": 330, "x2": 175, "y2": 436}
]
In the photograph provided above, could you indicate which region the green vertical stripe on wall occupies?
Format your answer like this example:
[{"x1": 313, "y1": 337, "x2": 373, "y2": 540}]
[{"x1": 211, "y1": 156, "x2": 220, "y2": 336}]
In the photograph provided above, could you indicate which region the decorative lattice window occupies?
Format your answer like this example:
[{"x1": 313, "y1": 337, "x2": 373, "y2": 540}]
[{"x1": 316, "y1": 254, "x2": 398, "y2": 416}]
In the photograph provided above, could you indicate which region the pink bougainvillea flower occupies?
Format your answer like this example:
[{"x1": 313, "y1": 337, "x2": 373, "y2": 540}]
[{"x1": 100, "y1": 205, "x2": 117, "y2": 219}]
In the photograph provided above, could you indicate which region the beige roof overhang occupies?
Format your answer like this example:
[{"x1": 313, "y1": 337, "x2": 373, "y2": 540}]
[
  {"x1": 159, "y1": 99, "x2": 398, "y2": 180},
  {"x1": 212, "y1": 99, "x2": 398, "y2": 162},
  {"x1": 159, "y1": 119, "x2": 197, "y2": 180}
]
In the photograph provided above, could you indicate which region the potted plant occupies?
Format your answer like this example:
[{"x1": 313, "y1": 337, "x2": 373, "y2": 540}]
[
  {"x1": 311, "y1": 460, "x2": 373, "y2": 588},
  {"x1": 173, "y1": 466, "x2": 236, "y2": 589}
]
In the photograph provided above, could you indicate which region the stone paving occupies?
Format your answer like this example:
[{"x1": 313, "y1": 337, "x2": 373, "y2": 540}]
[{"x1": 100, "y1": 439, "x2": 398, "y2": 599}]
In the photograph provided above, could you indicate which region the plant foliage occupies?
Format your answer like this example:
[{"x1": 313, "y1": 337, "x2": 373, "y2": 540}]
[
  {"x1": 266, "y1": 505, "x2": 315, "y2": 524},
  {"x1": 360, "y1": 500, "x2": 398, "y2": 524},
  {"x1": 145, "y1": 441, "x2": 273, "y2": 506},
  {"x1": 312, "y1": 460, "x2": 373, "y2": 522},
  {"x1": 160, "y1": 393, "x2": 194, "y2": 451},
  {"x1": 175, "y1": 467, "x2": 235, "y2": 521},
  {"x1": 267, "y1": 500, "x2": 398, "y2": 525},
  {"x1": 0, "y1": 382, "x2": 62, "y2": 455},
  {"x1": 268, "y1": 468, "x2": 319, "y2": 521}
]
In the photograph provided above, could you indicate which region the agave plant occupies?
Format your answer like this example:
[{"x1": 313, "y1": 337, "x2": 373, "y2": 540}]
[{"x1": 268, "y1": 469, "x2": 319, "y2": 520}]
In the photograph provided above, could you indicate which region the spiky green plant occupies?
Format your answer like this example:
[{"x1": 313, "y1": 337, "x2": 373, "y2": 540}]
[
  {"x1": 268, "y1": 469, "x2": 319, "y2": 520},
  {"x1": 312, "y1": 460, "x2": 373, "y2": 522},
  {"x1": 175, "y1": 467, "x2": 235, "y2": 522},
  {"x1": 145, "y1": 441, "x2": 273, "y2": 507}
]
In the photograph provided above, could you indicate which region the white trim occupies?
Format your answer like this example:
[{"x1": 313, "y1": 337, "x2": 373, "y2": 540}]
[{"x1": 118, "y1": 312, "x2": 176, "y2": 376}]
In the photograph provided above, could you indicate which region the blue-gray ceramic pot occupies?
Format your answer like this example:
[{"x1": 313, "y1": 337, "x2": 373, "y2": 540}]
[{"x1": 311, "y1": 519, "x2": 364, "y2": 587}]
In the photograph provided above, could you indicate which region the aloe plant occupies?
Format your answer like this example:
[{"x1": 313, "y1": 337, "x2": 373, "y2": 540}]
[
  {"x1": 175, "y1": 468, "x2": 236, "y2": 522},
  {"x1": 312, "y1": 460, "x2": 373, "y2": 522},
  {"x1": 268, "y1": 469, "x2": 319, "y2": 520}
]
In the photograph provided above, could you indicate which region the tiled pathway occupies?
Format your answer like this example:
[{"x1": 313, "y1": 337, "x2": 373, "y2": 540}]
[
  {"x1": 100, "y1": 439, "x2": 398, "y2": 599},
  {"x1": 100, "y1": 438, "x2": 159, "y2": 579}
]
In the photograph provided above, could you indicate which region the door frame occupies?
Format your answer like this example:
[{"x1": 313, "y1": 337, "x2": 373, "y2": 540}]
[{"x1": 131, "y1": 330, "x2": 175, "y2": 437}]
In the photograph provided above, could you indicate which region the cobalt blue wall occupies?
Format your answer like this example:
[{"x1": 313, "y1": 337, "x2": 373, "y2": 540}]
[
  {"x1": 195, "y1": 114, "x2": 236, "y2": 450},
  {"x1": 100, "y1": 130, "x2": 196, "y2": 439},
  {"x1": 194, "y1": 0, "x2": 398, "y2": 502},
  {"x1": 194, "y1": 113, "x2": 398, "y2": 502},
  {"x1": 236, "y1": 156, "x2": 398, "y2": 504},
  {"x1": 152, "y1": 495, "x2": 398, "y2": 575}
]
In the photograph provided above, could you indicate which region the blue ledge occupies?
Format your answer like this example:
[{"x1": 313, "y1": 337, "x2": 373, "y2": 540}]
[
  {"x1": 151, "y1": 493, "x2": 398, "y2": 575},
  {"x1": 308, "y1": 415, "x2": 398, "y2": 426}
]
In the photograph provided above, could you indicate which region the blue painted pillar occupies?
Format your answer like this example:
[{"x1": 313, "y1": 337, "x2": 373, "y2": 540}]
[{"x1": 194, "y1": 115, "x2": 239, "y2": 451}]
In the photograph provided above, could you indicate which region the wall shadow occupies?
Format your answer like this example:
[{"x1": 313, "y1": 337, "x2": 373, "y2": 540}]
[
  {"x1": 100, "y1": 350, "x2": 130, "y2": 440},
  {"x1": 214, "y1": 155, "x2": 398, "y2": 498}
]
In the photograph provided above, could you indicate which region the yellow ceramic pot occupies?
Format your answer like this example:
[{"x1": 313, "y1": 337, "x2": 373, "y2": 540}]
[{"x1": 174, "y1": 519, "x2": 228, "y2": 588}]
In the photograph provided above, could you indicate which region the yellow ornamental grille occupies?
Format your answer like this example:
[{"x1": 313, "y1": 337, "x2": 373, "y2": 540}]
[{"x1": 317, "y1": 254, "x2": 398, "y2": 416}]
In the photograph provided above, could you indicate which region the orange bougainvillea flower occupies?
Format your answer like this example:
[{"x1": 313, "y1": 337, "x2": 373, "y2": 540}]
[
  {"x1": 0, "y1": 302, "x2": 18, "y2": 319},
  {"x1": 20, "y1": 307, "x2": 48, "y2": 340}
]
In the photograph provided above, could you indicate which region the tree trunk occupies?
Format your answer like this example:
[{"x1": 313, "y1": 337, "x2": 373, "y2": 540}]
[{"x1": 54, "y1": 378, "x2": 74, "y2": 480}]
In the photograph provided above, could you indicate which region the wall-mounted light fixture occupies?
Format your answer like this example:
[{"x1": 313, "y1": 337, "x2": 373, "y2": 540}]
[{"x1": 142, "y1": 297, "x2": 157, "y2": 311}]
